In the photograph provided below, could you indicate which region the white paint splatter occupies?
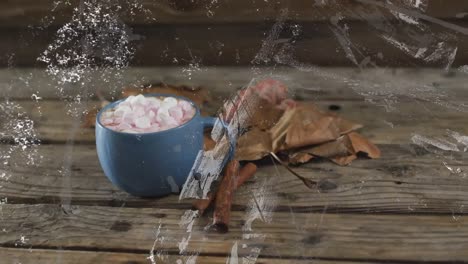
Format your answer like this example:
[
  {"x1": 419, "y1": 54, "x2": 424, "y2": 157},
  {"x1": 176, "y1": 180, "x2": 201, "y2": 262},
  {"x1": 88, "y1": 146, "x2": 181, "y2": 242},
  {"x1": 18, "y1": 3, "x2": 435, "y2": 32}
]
[
  {"x1": 167, "y1": 176, "x2": 180, "y2": 193},
  {"x1": 226, "y1": 241, "x2": 239, "y2": 264},
  {"x1": 411, "y1": 134, "x2": 459, "y2": 152}
]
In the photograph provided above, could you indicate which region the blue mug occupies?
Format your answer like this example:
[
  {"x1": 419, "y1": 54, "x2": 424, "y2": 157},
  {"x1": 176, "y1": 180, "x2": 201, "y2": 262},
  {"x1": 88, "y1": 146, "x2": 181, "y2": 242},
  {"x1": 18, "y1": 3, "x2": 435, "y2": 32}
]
[{"x1": 95, "y1": 93, "x2": 233, "y2": 197}]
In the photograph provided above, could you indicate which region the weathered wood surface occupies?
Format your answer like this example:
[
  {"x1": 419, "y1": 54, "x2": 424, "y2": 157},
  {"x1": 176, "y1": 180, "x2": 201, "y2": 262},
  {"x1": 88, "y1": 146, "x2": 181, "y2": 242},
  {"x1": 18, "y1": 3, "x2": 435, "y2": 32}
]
[
  {"x1": 8, "y1": 99, "x2": 468, "y2": 144},
  {"x1": 1, "y1": 204, "x2": 468, "y2": 262},
  {"x1": 2, "y1": 67, "x2": 468, "y2": 100},
  {"x1": 1, "y1": 248, "x2": 358, "y2": 264},
  {"x1": 1, "y1": 143, "x2": 467, "y2": 214},
  {"x1": 2, "y1": 249, "x2": 352, "y2": 264},
  {"x1": 3, "y1": 22, "x2": 468, "y2": 67},
  {"x1": 2, "y1": 1, "x2": 468, "y2": 66},
  {"x1": 1, "y1": 0, "x2": 466, "y2": 27},
  {"x1": 2, "y1": 67, "x2": 468, "y2": 263}
]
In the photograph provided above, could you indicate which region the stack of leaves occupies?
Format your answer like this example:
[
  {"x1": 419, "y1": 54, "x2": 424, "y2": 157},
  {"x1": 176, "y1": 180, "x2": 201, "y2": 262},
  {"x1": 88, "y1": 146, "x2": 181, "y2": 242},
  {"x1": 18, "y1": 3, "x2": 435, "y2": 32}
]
[
  {"x1": 235, "y1": 79, "x2": 381, "y2": 166},
  {"x1": 194, "y1": 79, "x2": 380, "y2": 233}
]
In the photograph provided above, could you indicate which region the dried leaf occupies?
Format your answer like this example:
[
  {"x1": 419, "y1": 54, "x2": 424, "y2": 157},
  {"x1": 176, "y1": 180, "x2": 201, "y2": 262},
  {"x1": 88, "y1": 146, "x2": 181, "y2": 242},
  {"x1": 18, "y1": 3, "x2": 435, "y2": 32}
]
[
  {"x1": 236, "y1": 128, "x2": 272, "y2": 161},
  {"x1": 348, "y1": 132, "x2": 381, "y2": 158},
  {"x1": 204, "y1": 133, "x2": 216, "y2": 151},
  {"x1": 289, "y1": 135, "x2": 354, "y2": 165},
  {"x1": 248, "y1": 98, "x2": 284, "y2": 130},
  {"x1": 331, "y1": 154, "x2": 357, "y2": 166},
  {"x1": 285, "y1": 114, "x2": 341, "y2": 149},
  {"x1": 307, "y1": 135, "x2": 353, "y2": 158},
  {"x1": 288, "y1": 152, "x2": 314, "y2": 165},
  {"x1": 270, "y1": 107, "x2": 296, "y2": 151},
  {"x1": 238, "y1": 101, "x2": 368, "y2": 163},
  {"x1": 335, "y1": 116, "x2": 363, "y2": 135}
]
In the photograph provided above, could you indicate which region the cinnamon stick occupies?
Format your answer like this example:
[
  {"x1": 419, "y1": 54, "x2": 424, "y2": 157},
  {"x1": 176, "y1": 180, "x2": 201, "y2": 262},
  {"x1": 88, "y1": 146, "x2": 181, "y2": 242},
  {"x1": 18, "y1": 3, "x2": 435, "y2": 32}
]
[
  {"x1": 193, "y1": 162, "x2": 257, "y2": 215},
  {"x1": 209, "y1": 159, "x2": 239, "y2": 233}
]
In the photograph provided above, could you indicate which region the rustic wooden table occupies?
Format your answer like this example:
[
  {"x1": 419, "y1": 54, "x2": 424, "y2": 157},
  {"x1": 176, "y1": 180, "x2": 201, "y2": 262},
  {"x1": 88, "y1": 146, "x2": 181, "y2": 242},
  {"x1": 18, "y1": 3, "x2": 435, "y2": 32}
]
[{"x1": 1, "y1": 67, "x2": 468, "y2": 263}]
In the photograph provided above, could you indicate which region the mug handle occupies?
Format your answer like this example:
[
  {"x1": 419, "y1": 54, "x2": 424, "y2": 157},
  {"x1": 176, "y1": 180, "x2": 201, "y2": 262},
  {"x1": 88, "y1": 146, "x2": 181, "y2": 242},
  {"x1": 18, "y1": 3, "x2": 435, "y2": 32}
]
[{"x1": 201, "y1": 116, "x2": 236, "y2": 160}]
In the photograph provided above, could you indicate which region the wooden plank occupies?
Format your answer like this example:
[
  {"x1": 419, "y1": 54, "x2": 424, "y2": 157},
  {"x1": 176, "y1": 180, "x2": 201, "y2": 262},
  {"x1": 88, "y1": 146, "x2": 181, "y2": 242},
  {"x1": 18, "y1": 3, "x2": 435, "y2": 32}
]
[
  {"x1": 0, "y1": 248, "x2": 368, "y2": 264},
  {"x1": 1, "y1": 19, "x2": 468, "y2": 67},
  {"x1": 0, "y1": 0, "x2": 466, "y2": 27},
  {"x1": 1, "y1": 67, "x2": 468, "y2": 100},
  {"x1": 1, "y1": 204, "x2": 468, "y2": 262},
  {"x1": 10, "y1": 98, "x2": 468, "y2": 144},
  {"x1": 1, "y1": 143, "x2": 468, "y2": 214}
]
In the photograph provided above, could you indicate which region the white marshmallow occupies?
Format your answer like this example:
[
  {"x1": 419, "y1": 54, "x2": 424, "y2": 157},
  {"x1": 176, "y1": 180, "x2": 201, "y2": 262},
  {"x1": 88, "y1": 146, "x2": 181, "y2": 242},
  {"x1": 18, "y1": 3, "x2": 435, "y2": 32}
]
[
  {"x1": 132, "y1": 105, "x2": 146, "y2": 118},
  {"x1": 135, "y1": 116, "x2": 151, "y2": 129},
  {"x1": 169, "y1": 106, "x2": 183, "y2": 121},
  {"x1": 129, "y1": 94, "x2": 147, "y2": 106},
  {"x1": 114, "y1": 105, "x2": 131, "y2": 117},
  {"x1": 162, "y1": 97, "x2": 178, "y2": 108},
  {"x1": 104, "y1": 95, "x2": 195, "y2": 133}
]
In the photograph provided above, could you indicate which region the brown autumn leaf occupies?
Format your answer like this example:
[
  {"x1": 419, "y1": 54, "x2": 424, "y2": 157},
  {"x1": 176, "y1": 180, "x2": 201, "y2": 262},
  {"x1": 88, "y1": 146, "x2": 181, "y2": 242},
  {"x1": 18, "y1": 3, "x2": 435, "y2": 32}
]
[
  {"x1": 282, "y1": 103, "x2": 362, "y2": 150},
  {"x1": 247, "y1": 97, "x2": 284, "y2": 131},
  {"x1": 304, "y1": 132, "x2": 380, "y2": 166},
  {"x1": 288, "y1": 132, "x2": 381, "y2": 166},
  {"x1": 289, "y1": 152, "x2": 314, "y2": 165},
  {"x1": 270, "y1": 107, "x2": 296, "y2": 151},
  {"x1": 204, "y1": 133, "x2": 216, "y2": 151},
  {"x1": 308, "y1": 135, "x2": 354, "y2": 157},
  {"x1": 331, "y1": 154, "x2": 357, "y2": 166},
  {"x1": 236, "y1": 101, "x2": 365, "y2": 163},
  {"x1": 235, "y1": 128, "x2": 272, "y2": 161},
  {"x1": 289, "y1": 135, "x2": 355, "y2": 165},
  {"x1": 348, "y1": 132, "x2": 381, "y2": 158},
  {"x1": 334, "y1": 115, "x2": 364, "y2": 135}
]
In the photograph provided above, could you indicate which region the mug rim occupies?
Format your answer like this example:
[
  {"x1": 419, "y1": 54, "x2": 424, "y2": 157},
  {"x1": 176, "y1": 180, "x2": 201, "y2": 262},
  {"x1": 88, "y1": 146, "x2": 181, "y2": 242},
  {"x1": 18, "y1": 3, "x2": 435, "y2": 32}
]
[{"x1": 96, "y1": 93, "x2": 201, "y2": 136}]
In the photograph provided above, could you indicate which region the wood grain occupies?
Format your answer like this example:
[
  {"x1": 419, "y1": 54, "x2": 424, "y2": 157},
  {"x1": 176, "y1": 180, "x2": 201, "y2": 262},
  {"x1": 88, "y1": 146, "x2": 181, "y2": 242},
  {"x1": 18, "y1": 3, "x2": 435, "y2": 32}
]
[
  {"x1": 0, "y1": 0, "x2": 466, "y2": 27},
  {"x1": 1, "y1": 20, "x2": 468, "y2": 67},
  {"x1": 9, "y1": 98, "x2": 468, "y2": 144},
  {"x1": 1, "y1": 143, "x2": 467, "y2": 214},
  {"x1": 1, "y1": 66, "x2": 468, "y2": 262},
  {"x1": 0, "y1": 248, "x2": 371, "y2": 264},
  {"x1": 2, "y1": 67, "x2": 467, "y2": 100},
  {"x1": 1, "y1": 204, "x2": 468, "y2": 262}
]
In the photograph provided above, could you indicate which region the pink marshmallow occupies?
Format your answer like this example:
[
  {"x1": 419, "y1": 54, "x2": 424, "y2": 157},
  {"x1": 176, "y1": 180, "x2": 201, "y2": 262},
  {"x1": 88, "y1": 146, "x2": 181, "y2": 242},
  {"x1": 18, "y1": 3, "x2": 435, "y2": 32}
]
[
  {"x1": 132, "y1": 105, "x2": 146, "y2": 117},
  {"x1": 183, "y1": 107, "x2": 195, "y2": 120},
  {"x1": 178, "y1": 100, "x2": 193, "y2": 112},
  {"x1": 103, "y1": 95, "x2": 196, "y2": 133},
  {"x1": 169, "y1": 106, "x2": 183, "y2": 121},
  {"x1": 101, "y1": 117, "x2": 114, "y2": 126},
  {"x1": 117, "y1": 122, "x2": 132, "y2": 131},
  {"x1": 135, "y1": 116, "x2": 151, "y2": 129}
]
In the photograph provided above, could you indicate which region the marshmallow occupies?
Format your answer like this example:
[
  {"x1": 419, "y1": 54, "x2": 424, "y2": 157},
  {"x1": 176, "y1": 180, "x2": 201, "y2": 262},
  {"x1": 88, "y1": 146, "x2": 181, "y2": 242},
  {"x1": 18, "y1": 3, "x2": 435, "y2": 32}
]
[
  {"x1": 102, "y1": 95, "x2": 196, "y2": 133},
  {"x1": 178, "y1": 100, "x2": 193, "y2": 112},
  {"x1": 169, "y1": 106, "x2": 183, "y2": 121},
  {"x1": 114, "y1": 105, "x2": 131, "y2": 117},
  {"x1": 162, "y1": 97, "x2": 178, "y2": 108},
  {"x1": 101, "y1": 117, "x2": 114, "y2": 126},
  {"x1": 132, "y1": 105, "x2": 146, "y2": 118},
  {"x1": 135, "y1": 116, "x2": 151, "y2": 129},
  {"x1": 129, "y1": 94, "x2": 147, "y2": 106}
]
